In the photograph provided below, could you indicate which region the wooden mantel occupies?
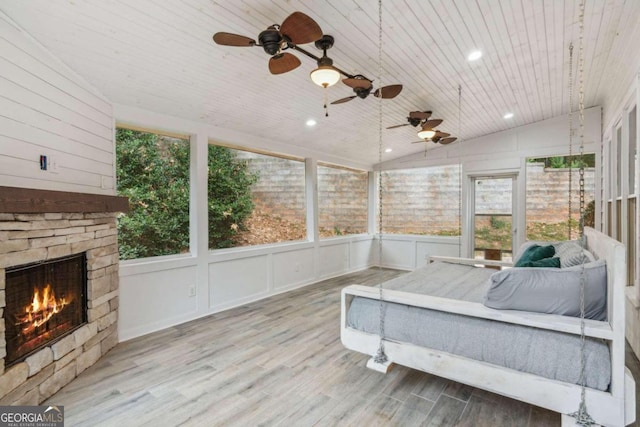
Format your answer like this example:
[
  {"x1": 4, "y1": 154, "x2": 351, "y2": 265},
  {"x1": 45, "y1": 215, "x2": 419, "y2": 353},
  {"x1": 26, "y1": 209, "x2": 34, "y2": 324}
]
[{"x1": 0, "y1": 186, "x2": 129, "y2": 214}]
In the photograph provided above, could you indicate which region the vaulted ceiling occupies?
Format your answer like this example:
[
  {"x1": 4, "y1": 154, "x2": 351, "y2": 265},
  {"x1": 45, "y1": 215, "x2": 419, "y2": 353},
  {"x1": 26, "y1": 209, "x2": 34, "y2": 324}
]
[{"x1": 2, "y1": 1, "x2": 640, "y2": 168}]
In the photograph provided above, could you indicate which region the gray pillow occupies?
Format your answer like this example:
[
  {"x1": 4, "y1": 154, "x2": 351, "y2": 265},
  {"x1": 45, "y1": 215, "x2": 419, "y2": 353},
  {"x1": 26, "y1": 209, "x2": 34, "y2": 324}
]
[
  {"x1": 483, "y1": 259, "x2": 607, "y2": 320},
  {"x1": 554, "y1": 241, "x2": 595, "y2": 268}
]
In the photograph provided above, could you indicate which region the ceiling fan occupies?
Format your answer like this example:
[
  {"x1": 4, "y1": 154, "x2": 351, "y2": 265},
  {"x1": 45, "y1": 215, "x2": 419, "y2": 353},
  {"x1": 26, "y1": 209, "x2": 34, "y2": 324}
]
[
  {"x1": 386, "y1": 111, "x2": 433, "y2": 129},
  {"x1": 212, "y1": 12, "x2": 323, "y2": 75},
  {"x1": 331, "y1": 75, "x2": 403, "y2": 105},
  {"x1": 388, "y1": 111, "x2": 457, "y2": 144}
]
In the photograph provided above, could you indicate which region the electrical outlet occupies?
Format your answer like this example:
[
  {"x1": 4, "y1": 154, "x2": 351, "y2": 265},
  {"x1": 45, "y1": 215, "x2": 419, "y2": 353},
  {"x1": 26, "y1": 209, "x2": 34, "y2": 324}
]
[{"x1": 188, "y1": 285, "x2": 196, "y2": 297}]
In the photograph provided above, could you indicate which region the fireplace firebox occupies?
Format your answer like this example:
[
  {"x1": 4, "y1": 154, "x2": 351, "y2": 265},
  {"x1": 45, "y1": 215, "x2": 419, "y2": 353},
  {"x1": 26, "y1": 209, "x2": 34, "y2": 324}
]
[{"x1": 5, "y1": 254, "x2": 87, "y2": 367}]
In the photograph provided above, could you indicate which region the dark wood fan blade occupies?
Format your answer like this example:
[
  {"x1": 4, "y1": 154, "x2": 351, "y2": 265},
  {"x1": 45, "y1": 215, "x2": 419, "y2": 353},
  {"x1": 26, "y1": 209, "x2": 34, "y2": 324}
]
[
  {"x1": 331, "y1": 96, "x2": 357, "y2": 105},
  {"x1": 268, "y1": 53, "x2": 301, "y2": 74},
  {"x1": 213, "y1": 32, "x2": 256, "y2": 47},
  {"x1": 421, "y1": 119, "x2": 443, "y2": 130},
  {"x1": 409, "y1": 111, "x2": 431, "y2": 120},
  {"x1": 434, "y1": 131, "x2": 450, "y2": 138},
  {"x1": 280, "y1": 12, "x2": 322, "y2": 45},
  {"x1": 386, "y1": 123, "x2": 411, "y2": 129},
  {"x1": 374, "y1": 84, "x2": 403, "y2": 99},
  {"x1": 439, "y1": 137, "x2": 457, "y2": 145},
  {"x1": 342, "y1": 78, "x2": 372, "y2": 89},
  {"x1": 432, "y1": 136, "x2": 442, "y2": 143}
]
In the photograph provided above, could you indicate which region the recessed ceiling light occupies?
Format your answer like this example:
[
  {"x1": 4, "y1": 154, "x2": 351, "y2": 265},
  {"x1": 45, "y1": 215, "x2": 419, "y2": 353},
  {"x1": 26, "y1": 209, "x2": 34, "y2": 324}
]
[
  {"x1": 306, "y1": 119, "x2": 317, "y2": 127},
  {"x1": 467, "y1": 50, "x2": 482, "y2": 61},
  {"x1": 385, "y1": 148, "x2": 392, "y2": 153},
  {"x1": 503, "y1": 112, "x2": 514, "y2": 119}
]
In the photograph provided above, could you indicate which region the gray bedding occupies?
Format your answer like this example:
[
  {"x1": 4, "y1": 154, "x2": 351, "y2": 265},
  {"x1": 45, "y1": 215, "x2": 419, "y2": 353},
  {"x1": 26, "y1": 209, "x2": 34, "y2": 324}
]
[{"x1": 347, "y1": 261, "x2": 611, "y2": 391}]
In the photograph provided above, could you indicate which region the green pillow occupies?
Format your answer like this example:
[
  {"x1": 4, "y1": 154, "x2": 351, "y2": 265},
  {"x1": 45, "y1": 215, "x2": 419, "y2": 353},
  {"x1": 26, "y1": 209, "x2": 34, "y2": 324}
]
[
  {"x1": 517, "y1": 256, "x2": 561, "y2": 268},
  {"x1": 514, "y1": 244, "x2": 555, "y2": 267}
]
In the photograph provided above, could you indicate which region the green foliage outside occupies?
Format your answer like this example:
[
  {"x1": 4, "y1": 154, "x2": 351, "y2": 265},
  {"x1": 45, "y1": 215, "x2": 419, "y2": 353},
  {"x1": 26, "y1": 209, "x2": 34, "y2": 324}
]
[
  {"x1": 528, "y1": 153, "x2": 595, "y2": 168},
  {"x1": 206, "y1": 145, "x2": 258, "y2": 248},
  {"x1": 116, "y1": 129, "x2": 257, "y2": 260}
]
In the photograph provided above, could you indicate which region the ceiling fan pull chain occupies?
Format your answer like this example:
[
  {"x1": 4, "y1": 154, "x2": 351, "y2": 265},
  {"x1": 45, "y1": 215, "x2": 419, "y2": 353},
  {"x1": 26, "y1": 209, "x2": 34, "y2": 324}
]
[{"x1": 324, "y1": 86, "x2": 329, "y2": 117}]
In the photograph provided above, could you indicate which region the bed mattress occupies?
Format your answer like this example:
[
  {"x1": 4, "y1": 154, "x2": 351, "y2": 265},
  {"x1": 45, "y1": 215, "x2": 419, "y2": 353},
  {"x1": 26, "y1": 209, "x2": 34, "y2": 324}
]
[{"x1": 346, "y1": 261, "x2": 611, "y2": 391}]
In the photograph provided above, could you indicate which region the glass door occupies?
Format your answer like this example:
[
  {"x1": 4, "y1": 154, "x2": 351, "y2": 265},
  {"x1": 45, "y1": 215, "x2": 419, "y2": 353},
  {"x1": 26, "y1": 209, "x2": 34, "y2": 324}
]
[{"x1": 472, "y1": 175, "x2": 516, "y2": 262}]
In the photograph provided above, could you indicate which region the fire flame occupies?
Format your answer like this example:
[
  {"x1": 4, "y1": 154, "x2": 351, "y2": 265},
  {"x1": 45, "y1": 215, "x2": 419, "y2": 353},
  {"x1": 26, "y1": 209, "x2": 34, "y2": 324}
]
[{"x1": 20, "y1": 284, "x2": 69, "y2": 335}]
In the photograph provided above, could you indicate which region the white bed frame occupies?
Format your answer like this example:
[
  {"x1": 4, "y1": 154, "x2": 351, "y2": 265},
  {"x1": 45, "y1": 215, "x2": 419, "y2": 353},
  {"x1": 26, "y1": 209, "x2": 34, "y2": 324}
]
[{"x1": 341, "y1": 228, "x2": 636, "y2": 426}]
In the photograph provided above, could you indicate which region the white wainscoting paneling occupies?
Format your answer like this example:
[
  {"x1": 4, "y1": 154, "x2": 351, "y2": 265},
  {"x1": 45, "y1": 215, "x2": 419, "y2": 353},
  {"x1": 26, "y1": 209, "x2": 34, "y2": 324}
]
[
  {"x1": 318, "y1": 241, "x2": 349, "y2": 279},
  {"x1": 350, "y1": 237, "x2": 375, "y2": 269},
  {"x1": 119, "y1": 264, "x2": 198, "y2": 341},
  {"x1": 272, "y1": 248, "x2": 315, "y2": 290},
  {"x1": 416, "y1": 238, "x2": 462, "y2": 266},
  {"x1": 209, "y1": 255, "x2": 270, "y2": 309}
]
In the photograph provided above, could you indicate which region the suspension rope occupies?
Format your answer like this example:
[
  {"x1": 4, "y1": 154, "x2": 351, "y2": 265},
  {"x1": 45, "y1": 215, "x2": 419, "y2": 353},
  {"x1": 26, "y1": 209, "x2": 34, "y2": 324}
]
[
  {"x1": 569, "y1": 0, "x2": 594, "y2": 424},
  {"x1": 568, "y1": 43, "x2": 574, "y2": 240},
  {"x1": 373, "y1": 0, "x2": 387, "y2": 365},
  {"x1": 458, "y1": 84, "x2": 463, "y2": 257}
]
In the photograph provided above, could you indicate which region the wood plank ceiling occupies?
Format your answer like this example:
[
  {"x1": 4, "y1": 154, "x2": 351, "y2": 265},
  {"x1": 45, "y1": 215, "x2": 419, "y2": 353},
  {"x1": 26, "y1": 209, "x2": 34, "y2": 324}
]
[{"x1": 2, "y1": 0, "x2": 639, "y2": 169}]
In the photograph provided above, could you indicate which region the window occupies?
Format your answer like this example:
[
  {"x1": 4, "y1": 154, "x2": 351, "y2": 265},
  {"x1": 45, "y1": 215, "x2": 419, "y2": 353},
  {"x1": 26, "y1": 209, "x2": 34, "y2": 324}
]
[
  {"x1": 318, "y1": 164, "x2": 368, "y2": 237},
  {"x1": 208, "y1": 146, "x2": 306, "y2": 249},
  {"x1": 525, "y1": 154, "x2": 596, "y2": 241},
  {"x1": 617, "y1": 126, "x2": 622, "y2": 198},
  {"x1": 381, "y1": 165, "x2": 461, "y2": 235},
  {"x1": 116, "y1": 128, "x2": 190, "y2": 260}
]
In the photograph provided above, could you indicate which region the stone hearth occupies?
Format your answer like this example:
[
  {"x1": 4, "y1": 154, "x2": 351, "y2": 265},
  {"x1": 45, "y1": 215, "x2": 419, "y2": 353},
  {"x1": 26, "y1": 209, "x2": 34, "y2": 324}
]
[{"x1": 0, "y1": 187, "x2": 127, "y2": 404}]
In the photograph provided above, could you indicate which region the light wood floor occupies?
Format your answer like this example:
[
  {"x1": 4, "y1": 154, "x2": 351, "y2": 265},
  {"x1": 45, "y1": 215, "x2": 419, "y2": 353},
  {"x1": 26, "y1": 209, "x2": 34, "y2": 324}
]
[{"x1": 47, "y1": 268, "x2": 640, "y2": 426}]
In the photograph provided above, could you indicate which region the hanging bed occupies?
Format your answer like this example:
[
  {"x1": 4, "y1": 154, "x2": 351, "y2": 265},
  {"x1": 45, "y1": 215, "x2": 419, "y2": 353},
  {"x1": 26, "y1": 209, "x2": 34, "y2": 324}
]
[{"x1": 340, "y1": 227, "x2": 635, "y2": 426}]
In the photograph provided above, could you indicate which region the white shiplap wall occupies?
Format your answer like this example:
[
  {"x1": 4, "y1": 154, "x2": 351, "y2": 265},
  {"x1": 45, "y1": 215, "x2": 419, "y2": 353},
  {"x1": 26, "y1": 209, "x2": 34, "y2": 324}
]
[{"x1": 0, "y1": 13, "x2": 114, "y2": 194}]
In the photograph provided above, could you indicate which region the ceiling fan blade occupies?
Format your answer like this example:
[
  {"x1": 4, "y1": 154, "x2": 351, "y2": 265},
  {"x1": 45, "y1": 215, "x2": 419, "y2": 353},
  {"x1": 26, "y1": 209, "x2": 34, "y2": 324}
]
[
  {"x1": 409, "y1": 111, "x2": 431, "y2": 120},
  {"x1": 432, "y1": 136, "x2": 442, "y2": 143},
  {"x1": 342, "y1": 78, "x2": 372, "y2": 89},
  {"x1": 280, "y1": 12, "x2": 323, "y2": 45},
  {"x1": 331, "y1": 96, "x2": 357, "y2": 105},
  {"x1": 374, "y1": 84, "x2": 403, "y2": 99},
  {"x1": 420, "y1": 119, "x2": 443, "y2": 130},
  {"x1": 268, "y1": 53, "x2": 301, "y2": 74},
  {"x1": 434, "y1": 131, "x2": 450, "y2": 138},
  {"x1": 386, "y1": 123, "x2": 411, "y2": 129},
  {"x1": 439, "y1": 137, "x2": 457, "y2": 145},
  {"x1": 213, "y1": 32, "x2": 256, "y2": 47}
]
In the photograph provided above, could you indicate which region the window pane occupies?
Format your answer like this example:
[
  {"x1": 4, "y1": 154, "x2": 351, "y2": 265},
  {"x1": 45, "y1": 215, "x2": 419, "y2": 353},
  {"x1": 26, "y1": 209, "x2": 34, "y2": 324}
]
[
  {"x1": 116, "y1": 128, "x2": 190, "y2": 260},
  {"x1": 208, "y1": 147, "x2": 306, "y2": 249},
  {"x1": 617, "y1": 126, "x2": 622, "y2": 197},
  {"x1": 381, "y1": 165, "x2": 461, "y2": 235},
  {"x1": 318, "y1": 165, "x2": 368, "y2": 237},
  {"x1": 526, "y1": 154, "x2": 595, "y2": 241}
]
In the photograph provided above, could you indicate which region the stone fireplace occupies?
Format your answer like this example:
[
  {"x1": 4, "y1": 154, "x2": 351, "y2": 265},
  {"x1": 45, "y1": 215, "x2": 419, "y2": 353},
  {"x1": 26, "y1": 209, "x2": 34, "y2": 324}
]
[{"x1": 0, "y1": 186, "x2": 128, "y2": 405}]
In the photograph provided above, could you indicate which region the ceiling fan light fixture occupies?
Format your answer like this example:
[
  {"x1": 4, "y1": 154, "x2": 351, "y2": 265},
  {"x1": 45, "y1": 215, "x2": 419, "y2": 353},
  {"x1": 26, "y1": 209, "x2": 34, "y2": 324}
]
[
  {"x1": 417, "y1": 129, "x2": 436, "y2": 139},
  {"x1": 310, "y1": 53, "x2": 341, "y2": 87},
  {"x1": 310, "y1": 65, "x2": 340, "y2": 87}
]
